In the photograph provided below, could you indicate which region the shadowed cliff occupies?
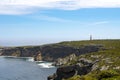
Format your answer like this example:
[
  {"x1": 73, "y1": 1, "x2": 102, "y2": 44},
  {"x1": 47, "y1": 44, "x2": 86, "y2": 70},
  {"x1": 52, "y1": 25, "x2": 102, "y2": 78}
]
[{"x1": 0, "y1": 42, "x2": 102, "y2": 61}]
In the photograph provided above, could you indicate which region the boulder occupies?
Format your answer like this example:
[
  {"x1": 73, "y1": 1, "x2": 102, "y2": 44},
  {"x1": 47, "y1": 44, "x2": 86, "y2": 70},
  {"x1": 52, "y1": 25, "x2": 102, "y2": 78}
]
[{"x1": 48, "y1": 60, "x2": 98, "y2": 80}]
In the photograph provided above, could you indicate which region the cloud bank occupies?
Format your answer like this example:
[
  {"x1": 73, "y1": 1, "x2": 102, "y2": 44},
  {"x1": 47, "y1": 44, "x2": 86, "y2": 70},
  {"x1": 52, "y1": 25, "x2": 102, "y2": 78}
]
[{"x1": 0, "y1": 0, "x2": 120, "y2": 15}]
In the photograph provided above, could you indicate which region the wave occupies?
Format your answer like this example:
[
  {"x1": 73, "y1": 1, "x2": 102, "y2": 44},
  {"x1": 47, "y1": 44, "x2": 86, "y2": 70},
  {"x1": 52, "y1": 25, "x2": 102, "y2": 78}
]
[
  {"x1": 26, "y1": 57, "x2": 34, "y2": 62},
  {"x1": 37, "y1": 62, "x2": 55, "y2": 68},
  {"x1": 1, "y1": 56, "x2": 55, "y2": 68}
]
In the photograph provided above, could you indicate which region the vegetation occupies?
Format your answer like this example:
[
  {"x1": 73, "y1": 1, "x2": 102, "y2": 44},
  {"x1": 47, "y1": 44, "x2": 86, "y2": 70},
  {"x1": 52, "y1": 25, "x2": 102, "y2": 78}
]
[
  {"x1": 65, "y1": 70, "x2": 120, "y2": 80},
  {"x1": 58, "y1": 40, "x2": 120, "y2": 80},
  {"x1": 59, "y1": 40, "x2": 120, "y2": 68}
]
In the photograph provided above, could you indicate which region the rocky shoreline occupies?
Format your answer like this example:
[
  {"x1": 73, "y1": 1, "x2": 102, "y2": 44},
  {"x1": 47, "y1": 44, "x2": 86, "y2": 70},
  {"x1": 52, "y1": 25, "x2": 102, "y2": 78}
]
[
  {"x1": 48, "y1": 56, "x2": 99, "y2": 80},
  {"x1": 0, "y1": 44, "x2": 102, "y2": 62},
  {"x1": 1, "y1": 40, "x2": 120, "y2": 80}
]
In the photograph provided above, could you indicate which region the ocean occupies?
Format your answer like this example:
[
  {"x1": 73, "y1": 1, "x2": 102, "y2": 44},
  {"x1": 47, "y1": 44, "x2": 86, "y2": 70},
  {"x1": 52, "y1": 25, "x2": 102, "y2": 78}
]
[{"x1": 0, "y1": 56, "x2": 56, "y2": 80}]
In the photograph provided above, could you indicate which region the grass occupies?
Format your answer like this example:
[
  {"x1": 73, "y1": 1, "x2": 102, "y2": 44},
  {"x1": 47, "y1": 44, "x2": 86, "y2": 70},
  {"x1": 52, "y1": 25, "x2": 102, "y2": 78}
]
[
  {"x1": 59, "y1": 40, "x2": 120, "y2": 80},
  {"x1": 65, "y1": 70, "x2": 120, "y2": 80}
]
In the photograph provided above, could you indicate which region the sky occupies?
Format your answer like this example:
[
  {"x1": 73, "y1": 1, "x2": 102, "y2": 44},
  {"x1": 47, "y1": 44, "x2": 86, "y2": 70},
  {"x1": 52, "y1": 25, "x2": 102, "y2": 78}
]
[{"x1": 0, "y1": 0, "x2": 120, "y2": 46}]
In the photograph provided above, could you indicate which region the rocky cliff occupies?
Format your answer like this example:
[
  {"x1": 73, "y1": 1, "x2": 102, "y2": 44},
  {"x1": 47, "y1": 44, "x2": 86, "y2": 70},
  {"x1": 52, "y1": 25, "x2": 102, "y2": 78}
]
[
  {"x1": 0, "y1": 44, "x2": 102, "y2": 61},
  {"x1": 48, "y1": 40, "x2": 120, "y2": 80}
]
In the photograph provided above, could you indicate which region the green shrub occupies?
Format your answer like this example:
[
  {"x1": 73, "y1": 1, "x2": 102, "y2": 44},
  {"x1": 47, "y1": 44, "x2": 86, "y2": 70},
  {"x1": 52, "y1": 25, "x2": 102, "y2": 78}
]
[
  {"x1": 96, "y1": 70, "x2": 120, "y2": 80},
  {"x1": 64, "y1": 75, "x2": 81, "y2": 80},
  {"x1": 64, "y1": 75, "x2": 97, "y2": 80},
  {"x1": 82, "y1": 75, "x2": 97, "y2": 80},
  {"x1": 102, "y1": 76, "x2": 120, "y2": 80}
]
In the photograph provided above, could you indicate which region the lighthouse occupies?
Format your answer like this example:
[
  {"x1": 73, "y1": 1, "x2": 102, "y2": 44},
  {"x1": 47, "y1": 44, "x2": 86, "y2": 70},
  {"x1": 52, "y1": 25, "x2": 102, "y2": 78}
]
[{"x1": 90, "y1": 35, "x2": 92, "y2": 40}]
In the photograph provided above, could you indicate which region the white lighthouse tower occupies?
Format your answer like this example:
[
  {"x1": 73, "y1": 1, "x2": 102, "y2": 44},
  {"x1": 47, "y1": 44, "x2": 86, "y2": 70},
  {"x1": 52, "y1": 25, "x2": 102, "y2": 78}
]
[{"x1": 90, "y1": 35, "x2": 92, "y2": 40}]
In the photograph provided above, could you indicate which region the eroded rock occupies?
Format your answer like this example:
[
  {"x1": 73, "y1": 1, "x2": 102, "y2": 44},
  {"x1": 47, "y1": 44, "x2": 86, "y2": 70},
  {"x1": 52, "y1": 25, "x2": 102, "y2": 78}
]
[{"x1": 48, "y1": 60, "x2": 99, "y2": 80}]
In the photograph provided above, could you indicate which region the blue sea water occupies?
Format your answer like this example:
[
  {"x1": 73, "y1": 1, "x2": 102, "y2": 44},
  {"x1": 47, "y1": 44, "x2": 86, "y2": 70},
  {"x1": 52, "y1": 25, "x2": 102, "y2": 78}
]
[{"x1": 0, "y1": 56, "x2": 56, "y2": 80}]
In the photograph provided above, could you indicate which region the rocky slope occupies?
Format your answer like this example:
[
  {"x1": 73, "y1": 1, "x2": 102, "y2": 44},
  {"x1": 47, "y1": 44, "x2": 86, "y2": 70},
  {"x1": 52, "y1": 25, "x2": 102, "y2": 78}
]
[{"x1": 48, "y1": 40, "x2": 120, "y2": 80}]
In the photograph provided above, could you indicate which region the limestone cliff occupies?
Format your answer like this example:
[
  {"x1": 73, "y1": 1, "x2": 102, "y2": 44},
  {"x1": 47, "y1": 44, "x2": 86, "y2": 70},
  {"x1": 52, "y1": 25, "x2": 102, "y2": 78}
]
[
  {"x1": 48, "y1": 40, "x2": 120, "y2": 80},
  {"x1": 0, "y1": 44, "x2": 102, "y2": 61}
]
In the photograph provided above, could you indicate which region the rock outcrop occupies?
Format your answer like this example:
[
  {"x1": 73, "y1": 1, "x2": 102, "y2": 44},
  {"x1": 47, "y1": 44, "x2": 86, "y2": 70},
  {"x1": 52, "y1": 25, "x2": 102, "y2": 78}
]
[
  {"x1": 0, "y1": 44, "x2": 102, "y2": 61},
  {"x1": 48, "y1": 59, "x2": 98, "y2": 80},
  {"x1": 34, "y1": 51, "x2": 42, "y2": 61},
  {"x1": 0, "y1": 48, "x2": 3, "y2": 55},
  {"x1": 53, "y1": 54, "x2": 77, "y2": 66}
]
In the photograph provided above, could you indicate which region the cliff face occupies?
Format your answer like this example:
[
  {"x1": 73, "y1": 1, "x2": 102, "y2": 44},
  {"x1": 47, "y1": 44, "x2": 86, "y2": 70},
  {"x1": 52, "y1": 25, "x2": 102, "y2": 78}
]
[
  {"x1": 1, "y1": 44, "x2": 101, "y2": 61},
  {"x1": 47, "y1": 40, "x2": 120, "y2": 80}
]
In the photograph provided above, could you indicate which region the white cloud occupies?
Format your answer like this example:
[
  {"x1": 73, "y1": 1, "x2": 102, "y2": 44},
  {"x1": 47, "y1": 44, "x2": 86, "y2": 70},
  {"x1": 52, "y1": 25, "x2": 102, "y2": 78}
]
[
  {"x1": 30, "y1": 15, "x2": 72, "y2": 22},
  {"x1": 0, "y1": 0, "x2": 120, "y2": 15},
  {"x1": 86, "y1": 21, "x2": 109, "y2": 26},
  {"x1": 92, "y1": 21, "x2": 109, "y2": 25}
]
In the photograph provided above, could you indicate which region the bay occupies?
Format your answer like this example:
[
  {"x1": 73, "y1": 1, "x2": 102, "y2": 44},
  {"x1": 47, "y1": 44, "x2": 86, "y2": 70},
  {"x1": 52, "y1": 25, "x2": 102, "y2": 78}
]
[{"x1": 0, "y1": 56, "x2": 56, "y2": 80}]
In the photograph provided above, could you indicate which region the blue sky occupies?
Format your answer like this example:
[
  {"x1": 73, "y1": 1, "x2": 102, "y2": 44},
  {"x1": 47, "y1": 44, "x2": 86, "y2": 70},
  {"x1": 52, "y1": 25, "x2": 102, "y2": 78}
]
[{"x1": 0, "y1": 0, "x2": 120, "y2": 46}]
